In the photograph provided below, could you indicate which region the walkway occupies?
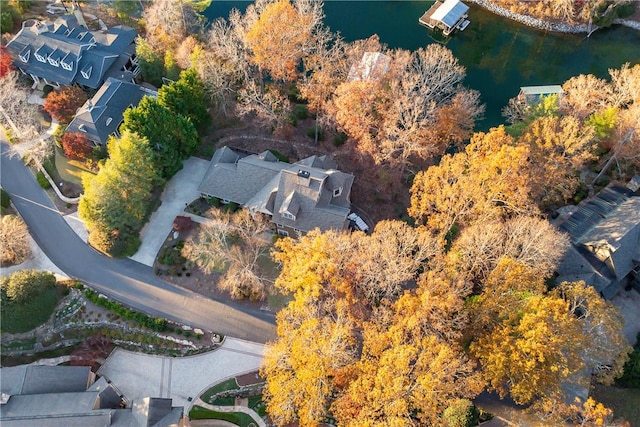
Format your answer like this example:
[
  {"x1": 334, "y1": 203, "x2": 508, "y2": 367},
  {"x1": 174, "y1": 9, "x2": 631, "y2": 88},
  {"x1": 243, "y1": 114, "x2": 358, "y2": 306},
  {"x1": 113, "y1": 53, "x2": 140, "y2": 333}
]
[
  {"x1": 98, "y1": 338, "x2": 265, "y2": 410},
  {"x1": 130, "y1": 157, "x2": 210, "y2": 267},
  {"x1": 193, "y1": 400, "x2": 266, "y2": 427}
]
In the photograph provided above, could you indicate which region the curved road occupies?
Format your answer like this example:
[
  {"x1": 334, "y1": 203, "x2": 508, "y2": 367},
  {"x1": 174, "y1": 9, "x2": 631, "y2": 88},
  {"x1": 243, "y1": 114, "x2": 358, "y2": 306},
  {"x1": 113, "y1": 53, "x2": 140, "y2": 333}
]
[{"x1": 1, "y1": 142, "x2": 276, "y2": 343}]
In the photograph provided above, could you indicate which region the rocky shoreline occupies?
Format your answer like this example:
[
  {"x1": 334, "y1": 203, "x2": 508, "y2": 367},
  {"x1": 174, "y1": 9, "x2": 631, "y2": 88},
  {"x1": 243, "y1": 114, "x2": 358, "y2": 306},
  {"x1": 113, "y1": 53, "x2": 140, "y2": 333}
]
[{"x1": 468, "y1": 0, "x2": 640, "y2": 34}]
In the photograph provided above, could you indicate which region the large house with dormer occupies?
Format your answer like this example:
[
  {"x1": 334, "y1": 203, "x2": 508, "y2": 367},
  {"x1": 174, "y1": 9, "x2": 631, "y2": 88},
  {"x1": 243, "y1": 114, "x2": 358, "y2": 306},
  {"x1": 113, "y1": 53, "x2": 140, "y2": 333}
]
[
  {"x1": 5, "y1": 15, "x2": 139, "y2": 89},
  {"x1": 198, "y1": 147, "x2": 355, "y2": 237},
  {"x1": 556, "y1": 179, "x2": 640, "y2": 299},
  {"x1": 66, "y1": 77, "x2": 157, "y2": 146}
]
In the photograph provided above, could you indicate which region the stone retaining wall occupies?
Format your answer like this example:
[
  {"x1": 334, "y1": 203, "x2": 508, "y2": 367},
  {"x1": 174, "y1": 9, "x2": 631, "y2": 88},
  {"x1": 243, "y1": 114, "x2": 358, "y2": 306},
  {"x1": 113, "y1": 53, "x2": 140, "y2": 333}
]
[
  {"x1": 467, "y1": 0, "x2": 591, "y2": 33},
  {"x1": 469, "y1": 0, "x2": 640, "y2": 33}
]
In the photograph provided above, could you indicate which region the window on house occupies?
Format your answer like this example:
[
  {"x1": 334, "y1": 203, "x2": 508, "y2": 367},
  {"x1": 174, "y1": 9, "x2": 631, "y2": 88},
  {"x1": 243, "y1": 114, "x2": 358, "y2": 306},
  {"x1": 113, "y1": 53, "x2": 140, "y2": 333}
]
[
  {"x1": 282, "y1": 212, "x2": 295, "y2": 221},
  {"x1": 19, "y1": 50, "x2": 30, "y2": 63},
  {"x1": 333, "y1": 187, "x2": 343, "y2": 197},
  {"x1": 35, "y1": 53, "x2": 46, "y2": 63},
  {"x1": 278, "y1": 229, "x2": 289, "y2": 237},
  {"x1": 61, "y1": 61, "x2": 72, "y2": 71},
  {"x1": 78, "y1": 124, "x2": 87, "y2": 132},
  {"x1": 47, "y1": 56, "x2": 59, "y2": 67},
  {"x1": 81, "y1": 66, "x2": 92, "y2": 79},
  {"x1": 106, "y1": 117, "x2": 112, "y2": 126}
]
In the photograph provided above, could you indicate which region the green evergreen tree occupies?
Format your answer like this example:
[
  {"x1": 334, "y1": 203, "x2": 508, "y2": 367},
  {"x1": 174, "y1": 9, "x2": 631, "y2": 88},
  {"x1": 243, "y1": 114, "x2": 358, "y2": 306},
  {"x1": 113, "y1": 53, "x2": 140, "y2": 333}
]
[
  {"x1": 123, "y1": 96, "x2": 199, "y2": 179},
  {"x1": 158, "y1": 68, "x2": 211, "y2": 132}
]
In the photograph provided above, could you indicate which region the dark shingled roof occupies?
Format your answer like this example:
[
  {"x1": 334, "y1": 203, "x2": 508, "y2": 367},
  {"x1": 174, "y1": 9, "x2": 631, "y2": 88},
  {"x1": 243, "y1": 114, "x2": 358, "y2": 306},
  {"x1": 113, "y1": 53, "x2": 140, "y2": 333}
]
[
  {"x1": 1, "y1": 365, "x2": 91, "y2": 396},
  {"x1": 199, "y1": 146, "x2": 354, "y2": 233},
  {"x1": 6, "y1": 16, "x2": 137, "y2": 89},
  {"x1": 66, "y1": 78, "x2": 157, "y2": 145}
]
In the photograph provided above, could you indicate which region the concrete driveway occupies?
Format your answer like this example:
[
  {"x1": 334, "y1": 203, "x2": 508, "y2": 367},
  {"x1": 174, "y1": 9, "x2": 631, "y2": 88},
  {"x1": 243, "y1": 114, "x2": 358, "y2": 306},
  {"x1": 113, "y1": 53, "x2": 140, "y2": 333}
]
[
  {"x1": 130, "y1": 157, "x2": 210, "y2": 267},
  {"x1": 97, "y1": 338, "x2": 265, "y2": 411}
]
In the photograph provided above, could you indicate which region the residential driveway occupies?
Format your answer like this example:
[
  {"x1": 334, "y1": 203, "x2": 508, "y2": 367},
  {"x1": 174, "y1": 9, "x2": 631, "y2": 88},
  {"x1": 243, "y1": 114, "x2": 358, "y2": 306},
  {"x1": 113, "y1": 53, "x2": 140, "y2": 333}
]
[
  {"x1": 130, "y1": 157, "x2": 210, "y2": 267},
  {"x1": 611, "y1": 289, "x2": 640, "y2": 346},
  {"x1": 97, "y1": 338, "x2": 265, "y2": 411}
]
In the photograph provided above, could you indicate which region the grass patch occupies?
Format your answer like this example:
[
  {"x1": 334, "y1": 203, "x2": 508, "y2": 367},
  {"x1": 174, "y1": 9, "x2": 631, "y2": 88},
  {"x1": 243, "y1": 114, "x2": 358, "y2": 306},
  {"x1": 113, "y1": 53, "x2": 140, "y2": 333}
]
[
  {"x1": 591, "y1": 384, "x2": 640, "y2": 426},
  {"x1": 267, "y1": 291, "x2": 293, "y2": 312},
  {"x1": 188, "y1": 406, "x2": 257, "y2": 426},
  {"x1": 1, "y1": 287, "x2": 60, "y2": 333},
  {"x1": 36, "y1": 171, "x2": 51, "y2": 189},
  {"x1": 55, "y1": 148, "x2": 94, "y2": 185},
  {"x1": 257, "y1": 253, "x2": 280, "y2": 281},
  {"x1": 200, "y1": 378, "x2": 239, "y2": 402},
  {"x1": 248, "y1": 395, "x2": 267, "y2": 417}
]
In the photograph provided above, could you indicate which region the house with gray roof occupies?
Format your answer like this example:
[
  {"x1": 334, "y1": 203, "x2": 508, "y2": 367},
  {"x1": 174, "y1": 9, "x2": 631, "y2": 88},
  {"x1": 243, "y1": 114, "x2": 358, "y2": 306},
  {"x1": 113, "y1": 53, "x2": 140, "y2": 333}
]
[
  {"x1": 198, "y1": 146, "x2": 355, "y2": 237},
  {"x1": 0, "y1": 365, "x2": 183, "y2": 427},
  {"x1": 66, "y1": 77, "x2": 157, "y2": 145},
  {"x1": 5, "y1": 15, "x2": 139, "y2": 89},
  {"x1": 556, "y1": 183, "x2": 640, "y2": 299}
]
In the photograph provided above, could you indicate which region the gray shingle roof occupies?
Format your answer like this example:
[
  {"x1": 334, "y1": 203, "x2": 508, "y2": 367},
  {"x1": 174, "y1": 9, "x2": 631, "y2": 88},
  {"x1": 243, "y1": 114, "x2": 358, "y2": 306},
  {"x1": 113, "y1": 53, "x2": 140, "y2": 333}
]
[
  {"x1": 0, "y1": 365, "x2": 91, "y2": 396},
  {"x1": 199, "y1": 147, "x2": 354, "y2": 232},
  {"x1": 66, "y1": 77, "x2": 157, "y2": 145},
  {"x1": 0, "y1": 391, "x2": 103, "y2": 420},
  {"x1": 6, "y1": 17, "x2": 136, "y2": 89},
  {"x1": 556, "y1": 185, "x2": 640, "y2": 299}
]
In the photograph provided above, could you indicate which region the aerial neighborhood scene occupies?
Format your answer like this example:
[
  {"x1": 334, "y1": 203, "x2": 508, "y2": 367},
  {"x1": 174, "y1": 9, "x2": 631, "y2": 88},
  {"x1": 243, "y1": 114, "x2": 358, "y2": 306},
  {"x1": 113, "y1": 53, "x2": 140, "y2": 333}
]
[{"x1": 2, "y1": 0, "x2": 640, "y2": 425}]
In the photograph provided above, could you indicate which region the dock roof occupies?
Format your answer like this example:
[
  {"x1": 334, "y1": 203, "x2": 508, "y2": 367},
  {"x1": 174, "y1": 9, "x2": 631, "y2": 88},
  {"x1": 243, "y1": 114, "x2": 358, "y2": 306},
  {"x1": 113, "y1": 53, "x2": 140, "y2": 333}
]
[
  {"x1": 520, "y1": 85, "x2": 563, "y2": 96},
  {"x1": 431, "y1": 0, "x2": 469, "y2": 28}
]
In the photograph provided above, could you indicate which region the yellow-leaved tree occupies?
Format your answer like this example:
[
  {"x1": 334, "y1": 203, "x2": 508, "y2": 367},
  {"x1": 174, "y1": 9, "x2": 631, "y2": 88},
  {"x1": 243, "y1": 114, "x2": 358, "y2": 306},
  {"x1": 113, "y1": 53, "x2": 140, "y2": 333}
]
[
  {"x1": 409, "y1": 126, "x2": 536, "y2": 236},
  {"x1": 245, "y1": 0, "x2": 317, "y2": 82}
]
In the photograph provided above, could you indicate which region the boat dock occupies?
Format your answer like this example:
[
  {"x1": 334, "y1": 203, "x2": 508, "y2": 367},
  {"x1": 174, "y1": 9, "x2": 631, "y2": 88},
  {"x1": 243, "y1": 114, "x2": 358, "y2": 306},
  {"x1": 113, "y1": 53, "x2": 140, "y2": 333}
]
[{"x1": 419, "y1": 0, "x2": 470, "y2": 36}]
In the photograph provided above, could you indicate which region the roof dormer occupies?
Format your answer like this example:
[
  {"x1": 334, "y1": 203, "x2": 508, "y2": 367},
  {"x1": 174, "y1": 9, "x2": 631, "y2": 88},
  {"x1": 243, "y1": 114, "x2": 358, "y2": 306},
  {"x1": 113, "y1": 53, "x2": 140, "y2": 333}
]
[
  {"x1": 18, "y1": 46, "x2": 30, "y2": 63},
  {"x1": 81, "y1": 65, "x2": 92, "y2": 80}
]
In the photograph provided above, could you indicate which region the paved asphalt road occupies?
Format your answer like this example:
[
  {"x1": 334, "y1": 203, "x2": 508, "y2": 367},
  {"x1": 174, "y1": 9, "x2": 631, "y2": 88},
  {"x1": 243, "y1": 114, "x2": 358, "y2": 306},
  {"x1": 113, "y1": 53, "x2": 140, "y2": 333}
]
[{"x1": 0, "y1": 143, "x2": 276, "y2": 343}]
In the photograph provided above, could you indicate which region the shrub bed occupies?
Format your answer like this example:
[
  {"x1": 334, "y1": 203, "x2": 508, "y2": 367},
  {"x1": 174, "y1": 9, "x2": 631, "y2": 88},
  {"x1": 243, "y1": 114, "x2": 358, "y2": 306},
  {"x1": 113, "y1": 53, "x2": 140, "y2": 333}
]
[{"x1": 83, "y1": 288, "x2": 168, "y2": 332}]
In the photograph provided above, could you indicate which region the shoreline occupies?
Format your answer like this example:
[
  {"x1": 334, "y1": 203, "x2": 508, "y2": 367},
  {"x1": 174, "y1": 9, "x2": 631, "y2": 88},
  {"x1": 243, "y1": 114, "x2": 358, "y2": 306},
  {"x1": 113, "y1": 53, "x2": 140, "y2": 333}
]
[{"x1": 468, "y1": 0, "x2": 640, "y2": 34}]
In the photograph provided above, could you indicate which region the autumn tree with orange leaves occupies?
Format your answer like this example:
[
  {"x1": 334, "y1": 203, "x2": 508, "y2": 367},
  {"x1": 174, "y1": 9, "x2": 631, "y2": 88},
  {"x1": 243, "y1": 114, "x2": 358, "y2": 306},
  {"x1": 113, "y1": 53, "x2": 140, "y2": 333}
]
[{"x1": 44, "y1": 86, "x2": 88, "y2": 123}]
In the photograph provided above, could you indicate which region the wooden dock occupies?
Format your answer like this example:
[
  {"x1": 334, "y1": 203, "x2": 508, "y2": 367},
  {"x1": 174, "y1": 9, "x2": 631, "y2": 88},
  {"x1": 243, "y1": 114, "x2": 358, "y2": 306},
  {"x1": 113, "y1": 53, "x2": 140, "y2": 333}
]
[{"x1": 419, "y1": 1, "x2": 442, "y2": 29}]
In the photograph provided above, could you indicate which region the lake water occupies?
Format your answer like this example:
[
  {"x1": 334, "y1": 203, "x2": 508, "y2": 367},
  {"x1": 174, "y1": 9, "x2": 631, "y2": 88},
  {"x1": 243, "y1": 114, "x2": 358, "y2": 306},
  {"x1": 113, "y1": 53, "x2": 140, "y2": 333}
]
[{"x1": 203, "y1": 1, "x2": 640, "y2": 130}]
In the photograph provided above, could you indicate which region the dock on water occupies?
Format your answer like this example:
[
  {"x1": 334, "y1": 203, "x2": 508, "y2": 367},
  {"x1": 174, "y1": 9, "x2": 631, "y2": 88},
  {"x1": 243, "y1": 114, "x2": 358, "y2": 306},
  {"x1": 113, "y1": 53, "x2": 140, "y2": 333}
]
[{"x1": 419, "y1": 0, "x2": 470, "y2": 36}]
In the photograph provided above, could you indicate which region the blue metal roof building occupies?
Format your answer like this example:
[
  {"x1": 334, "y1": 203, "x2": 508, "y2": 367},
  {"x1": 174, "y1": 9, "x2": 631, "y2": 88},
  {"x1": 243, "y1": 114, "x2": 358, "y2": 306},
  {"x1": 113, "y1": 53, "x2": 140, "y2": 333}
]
[{"x1": 6, "y1": 15, "x2": 139, "y2": 89}]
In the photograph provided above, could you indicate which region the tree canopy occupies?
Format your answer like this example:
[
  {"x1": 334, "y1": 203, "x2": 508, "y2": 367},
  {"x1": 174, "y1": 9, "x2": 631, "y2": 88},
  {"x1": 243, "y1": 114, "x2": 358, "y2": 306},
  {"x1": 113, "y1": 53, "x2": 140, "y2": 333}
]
[
  {"x1": 78, "y1": 131, "x2": 160, "y2": 256},
  {"x1": 122, "y1": 96, "x2": 198, "y2": 180}
]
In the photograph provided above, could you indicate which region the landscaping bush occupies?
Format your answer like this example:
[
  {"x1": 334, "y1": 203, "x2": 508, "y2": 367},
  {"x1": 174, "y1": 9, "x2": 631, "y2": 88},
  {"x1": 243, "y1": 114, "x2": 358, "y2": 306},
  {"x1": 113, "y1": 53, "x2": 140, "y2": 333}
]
[
  {"x1": 333, "y1": 131, "x2": 348, "y2": 147},
  {"x1": 83, "y1": 288, "x2": 169, "y2": 332},
  {"x1": 0, "y1": 270, "x2": 56, "y2": 304},
  {"x1": 36, "y1": 171, "x2": 51, "y2": 189},
  {"x1": 294, "y1": 104, "x2": 308, "y2": 120},
  {"x1": 443, "y1": 399, "x2": 478, "y2": 427},
  {"x1": 306, "y1": 125, "x2": 324, "y2": 141},
  {"x1": 617, "y1": 332, "x2": 640, "y2": 388},
  {"x1": 0, "y1": 188, "x2": 10, "y2": 209},
  {"x1": 268, "y1": 149, "x2": 289, "y2": 163}
]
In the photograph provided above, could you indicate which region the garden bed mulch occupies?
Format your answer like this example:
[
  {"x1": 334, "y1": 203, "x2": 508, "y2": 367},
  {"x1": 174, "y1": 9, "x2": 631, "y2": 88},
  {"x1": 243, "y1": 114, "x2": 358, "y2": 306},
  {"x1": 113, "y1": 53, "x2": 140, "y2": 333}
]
[{"x1": 152, "y1": 226, "x2": 266, "y2": 313}]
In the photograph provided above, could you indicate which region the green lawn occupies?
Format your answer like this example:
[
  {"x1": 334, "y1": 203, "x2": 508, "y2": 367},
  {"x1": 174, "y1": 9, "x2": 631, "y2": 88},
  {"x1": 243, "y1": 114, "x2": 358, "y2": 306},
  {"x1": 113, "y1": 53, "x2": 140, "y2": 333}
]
[
  {"x1": 188, "y1": 406, "x2": 257, "y2": 426},
  {"x1": 592, "y1": 384, "x2": 640, "y2": 426},
  {"x1": 1, "y1": 287, "x2": 60, "y2": 333},
  {"x1": 248, "y1": 394, "x2": 267, "y2": 417},
  {"x1": 54, "y1": 148, "x2": 94, "y2": 185}
]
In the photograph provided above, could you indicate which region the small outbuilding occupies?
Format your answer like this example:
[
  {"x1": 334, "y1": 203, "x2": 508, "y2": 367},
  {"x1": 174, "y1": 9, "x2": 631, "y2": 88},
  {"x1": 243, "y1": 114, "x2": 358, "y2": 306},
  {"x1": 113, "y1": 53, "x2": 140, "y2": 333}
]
[{"x1": 518, "y1": 85, "x2": 564, "y2": 104}]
